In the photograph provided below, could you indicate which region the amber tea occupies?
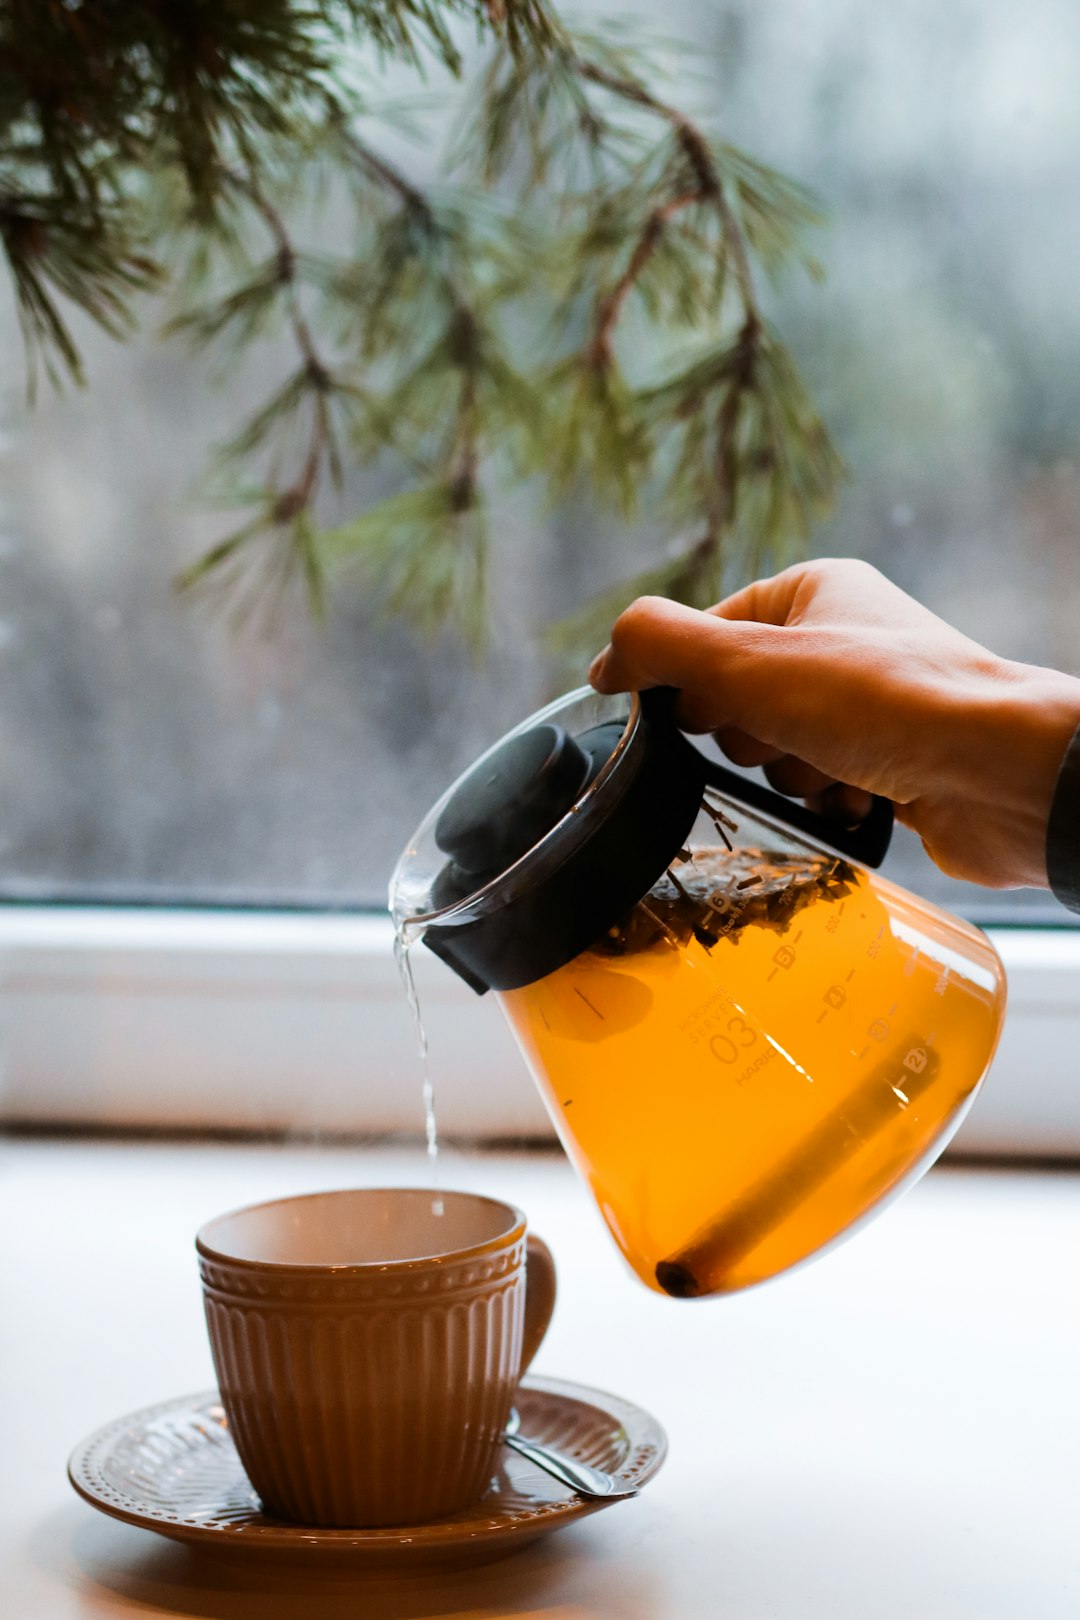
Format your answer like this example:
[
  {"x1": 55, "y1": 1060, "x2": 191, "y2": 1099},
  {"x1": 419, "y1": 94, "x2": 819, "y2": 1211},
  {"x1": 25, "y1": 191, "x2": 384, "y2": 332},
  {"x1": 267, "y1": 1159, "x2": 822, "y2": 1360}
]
[
  {"x1": 501, "y1": 838, "x2": 1004, "y2": 1297},
  {"x1": 391, "y1": 686, "x2": 1007, "y2": 1302}
]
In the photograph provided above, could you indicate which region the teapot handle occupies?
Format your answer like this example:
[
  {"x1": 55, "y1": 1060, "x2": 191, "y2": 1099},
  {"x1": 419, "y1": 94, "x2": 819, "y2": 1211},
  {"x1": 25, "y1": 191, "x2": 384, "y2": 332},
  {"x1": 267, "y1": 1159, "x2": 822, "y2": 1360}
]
[
  {"x1": 702, "y1": 755, "x2": 894, "y2": 868},
  {"x1": 639, "y1": 687, "x2": 894, "y2": 869}
]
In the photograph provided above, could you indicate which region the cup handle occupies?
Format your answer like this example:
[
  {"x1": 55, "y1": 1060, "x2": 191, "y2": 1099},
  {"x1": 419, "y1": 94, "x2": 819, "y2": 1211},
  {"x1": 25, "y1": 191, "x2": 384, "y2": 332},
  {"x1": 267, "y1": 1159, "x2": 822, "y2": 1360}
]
[{"x1": 519, "y1": 1233, "x2": 557, "y2": 1376}]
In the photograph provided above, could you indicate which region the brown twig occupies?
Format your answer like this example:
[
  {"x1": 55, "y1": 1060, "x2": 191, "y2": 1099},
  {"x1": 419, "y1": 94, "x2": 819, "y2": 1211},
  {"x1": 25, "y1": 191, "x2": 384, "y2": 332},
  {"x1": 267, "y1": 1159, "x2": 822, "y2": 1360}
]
[
  {"x1": 705, "y1": 311, "x2": 761, "y2": 543},
  {"x1": 225, "y1": 167, "x2": 335, "y2": 523},
  {"x1": 590, "y1": 188, "x2": 705, "y2": 367},
  {"x1": 334, "y1": 125, "x2": 436, "y2": 226},
  {"x1": 333, "y1": 131, "x2": 485, "y2": 511},
  {"x1": 335, "y1": 118, "x2": 485, "y2": 484},
  {"x1": 569, "y1": 54, "x2": 761, "y2": 368},
  {"x1": 570, "y1": 59, "x2": 722, "y2": 207},
  {"x1": 223, "y1": 122, "x2": 457, "y2": 528},
  {"x1": 448, "y1": 332, "x2": 480, "y2": 512}
]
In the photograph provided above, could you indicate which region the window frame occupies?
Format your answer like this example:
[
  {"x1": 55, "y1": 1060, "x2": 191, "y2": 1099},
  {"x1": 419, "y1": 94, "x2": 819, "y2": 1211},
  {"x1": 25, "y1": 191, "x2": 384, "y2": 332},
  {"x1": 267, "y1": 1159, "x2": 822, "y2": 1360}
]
[{"x1": 1, "y1": 906, "x2": 1078, "y2": 1156}]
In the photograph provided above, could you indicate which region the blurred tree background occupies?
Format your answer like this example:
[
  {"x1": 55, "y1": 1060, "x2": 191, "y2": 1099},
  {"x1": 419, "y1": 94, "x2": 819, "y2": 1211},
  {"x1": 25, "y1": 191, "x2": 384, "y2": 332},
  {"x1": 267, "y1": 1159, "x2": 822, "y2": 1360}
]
[
  {"x1": 1, "y1": 0, "x2": 835, "y2": 641},
  {"x1": 2, "y1": 0, "x2": 1079, "y2": 915}
]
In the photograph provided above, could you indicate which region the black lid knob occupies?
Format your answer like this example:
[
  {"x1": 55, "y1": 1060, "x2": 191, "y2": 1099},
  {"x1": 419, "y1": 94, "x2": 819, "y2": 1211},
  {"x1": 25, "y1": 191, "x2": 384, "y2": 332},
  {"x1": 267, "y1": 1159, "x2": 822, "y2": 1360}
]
[{"x1": 434, "y1": 723, "x2": 591, "y2": 891}]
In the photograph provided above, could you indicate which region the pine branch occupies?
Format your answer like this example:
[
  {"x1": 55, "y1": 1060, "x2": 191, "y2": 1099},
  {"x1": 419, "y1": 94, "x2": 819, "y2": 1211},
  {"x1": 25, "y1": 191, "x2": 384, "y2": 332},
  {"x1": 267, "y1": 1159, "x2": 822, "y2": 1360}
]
[
  {"x1": 558, "y1": 43, "x2": 769, "y2": 374},
  {"x1": 170, "y1": 162, "x2": 347, "y2": 612},
  {"x1": 1, "y1": 3, "x2": 843, "y2": 655},
  {"x1": 169, "y1": 114, "x2": 536, "y2": 637},
  {"x1": 456, "y1": 26, "x2": 839, "y2": 654},
  {"x1": 320, "y1": 481, "x2": 490, "y2": 650},
  {"x1": 0, "y1": 192, "x2": 162, "y2": 395},
  {"x1": 590, "y1": 189, "x2": 706, "y2": 368}
]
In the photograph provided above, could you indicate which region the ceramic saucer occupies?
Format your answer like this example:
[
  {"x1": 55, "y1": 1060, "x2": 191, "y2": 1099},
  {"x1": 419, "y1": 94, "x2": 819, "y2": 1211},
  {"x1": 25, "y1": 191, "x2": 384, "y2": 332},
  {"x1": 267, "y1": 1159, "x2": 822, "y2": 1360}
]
[{"x1": 68, "y1": 1374, "x2": 666, "y2": 1571}]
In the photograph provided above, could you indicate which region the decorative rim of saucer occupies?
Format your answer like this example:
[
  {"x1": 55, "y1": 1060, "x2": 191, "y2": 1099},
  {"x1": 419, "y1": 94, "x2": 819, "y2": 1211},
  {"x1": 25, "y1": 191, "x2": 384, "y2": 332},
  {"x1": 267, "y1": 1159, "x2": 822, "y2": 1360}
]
[{"x1": 67, "y1": 1374, "x2": 667, "y2": 1557}]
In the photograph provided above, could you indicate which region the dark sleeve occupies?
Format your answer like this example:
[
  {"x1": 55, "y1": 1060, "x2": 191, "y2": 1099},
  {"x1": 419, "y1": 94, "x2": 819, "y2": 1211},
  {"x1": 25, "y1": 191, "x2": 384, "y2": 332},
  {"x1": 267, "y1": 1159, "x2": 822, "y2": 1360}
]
[{"x1": 1046, "y1": 722, "x2": 1080, "y2": 915}]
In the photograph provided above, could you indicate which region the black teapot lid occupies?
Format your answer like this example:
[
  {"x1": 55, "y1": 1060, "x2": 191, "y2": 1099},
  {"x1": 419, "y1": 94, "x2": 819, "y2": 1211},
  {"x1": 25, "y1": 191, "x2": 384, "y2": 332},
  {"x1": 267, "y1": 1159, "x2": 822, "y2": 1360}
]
[{"x1": 390, "y1": 687, "x2": 892, "y2": 994}]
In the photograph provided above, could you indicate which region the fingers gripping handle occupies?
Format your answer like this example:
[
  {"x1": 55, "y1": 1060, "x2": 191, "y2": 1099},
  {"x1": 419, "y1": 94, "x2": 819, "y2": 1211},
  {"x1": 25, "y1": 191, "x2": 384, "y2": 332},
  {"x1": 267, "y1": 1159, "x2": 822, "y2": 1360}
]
[
  {"x1": 639, "y1": 686, "x2": 894, "y2": 870},
  {"x1": 519, "y1": 1233, "x2": 557, "y2": 1376},
  {"x1": 703, "y1": 756, "x2": 895, "y2": 868}
]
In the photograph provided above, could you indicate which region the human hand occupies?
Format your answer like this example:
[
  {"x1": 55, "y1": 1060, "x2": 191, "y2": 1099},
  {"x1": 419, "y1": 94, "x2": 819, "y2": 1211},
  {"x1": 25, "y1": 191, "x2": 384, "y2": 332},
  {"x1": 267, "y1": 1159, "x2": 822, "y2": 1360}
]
[{"x1": 588, "y1": 558, "x2": 1080, "y2": 888}]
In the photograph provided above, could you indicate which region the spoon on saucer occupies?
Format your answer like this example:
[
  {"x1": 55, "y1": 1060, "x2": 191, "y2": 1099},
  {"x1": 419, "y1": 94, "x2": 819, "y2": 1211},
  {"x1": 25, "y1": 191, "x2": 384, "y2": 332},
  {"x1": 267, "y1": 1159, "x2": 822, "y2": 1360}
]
[{"x1": 503, "y1": 1407, "x2": 639, "y2": 1499}]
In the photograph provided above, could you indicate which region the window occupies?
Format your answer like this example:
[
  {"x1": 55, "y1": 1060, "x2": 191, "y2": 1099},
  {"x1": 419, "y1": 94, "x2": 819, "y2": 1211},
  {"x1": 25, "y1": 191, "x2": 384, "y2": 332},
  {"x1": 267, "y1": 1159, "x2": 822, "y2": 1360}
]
[
  {"x1": 3, "y1": 0, "x2": 1079, "y2": 917},
  {"x1": 2, "y1": 1, "x2": 1077, "y2": 1142}
]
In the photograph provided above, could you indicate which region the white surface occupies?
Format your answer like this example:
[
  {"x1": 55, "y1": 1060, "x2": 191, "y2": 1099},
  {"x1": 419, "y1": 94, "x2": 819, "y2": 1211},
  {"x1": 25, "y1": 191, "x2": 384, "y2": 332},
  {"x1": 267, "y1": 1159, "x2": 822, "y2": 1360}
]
[
  {"x1": 3, "y1": 909, "x2": 1080, "y2": 1152},
  {"x1": 3, "y1": 1137, "x2": 1080, "y2": 1618}
]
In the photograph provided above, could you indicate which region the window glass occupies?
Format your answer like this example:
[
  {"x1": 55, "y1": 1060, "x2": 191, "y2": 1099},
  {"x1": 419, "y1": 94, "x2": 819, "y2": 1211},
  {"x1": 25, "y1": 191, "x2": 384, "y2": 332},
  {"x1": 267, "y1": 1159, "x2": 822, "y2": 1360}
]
[{"x1": 1, "y1": 0, "x2": 1077, "y2": 919}]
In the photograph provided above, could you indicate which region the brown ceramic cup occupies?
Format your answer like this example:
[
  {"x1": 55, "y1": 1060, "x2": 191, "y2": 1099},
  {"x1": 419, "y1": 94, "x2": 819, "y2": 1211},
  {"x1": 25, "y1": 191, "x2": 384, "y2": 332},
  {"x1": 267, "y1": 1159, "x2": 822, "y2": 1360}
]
[{"x1": 196, "y1": 1187, "x2": 556, "y2": 1528}]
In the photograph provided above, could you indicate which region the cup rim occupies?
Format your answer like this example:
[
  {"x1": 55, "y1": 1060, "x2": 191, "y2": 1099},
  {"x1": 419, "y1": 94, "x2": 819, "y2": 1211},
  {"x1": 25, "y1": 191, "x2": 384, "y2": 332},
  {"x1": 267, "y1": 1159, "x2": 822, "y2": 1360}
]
[{"x1": 195, "y1": 1186, "x2": 527, "y2": 1275}]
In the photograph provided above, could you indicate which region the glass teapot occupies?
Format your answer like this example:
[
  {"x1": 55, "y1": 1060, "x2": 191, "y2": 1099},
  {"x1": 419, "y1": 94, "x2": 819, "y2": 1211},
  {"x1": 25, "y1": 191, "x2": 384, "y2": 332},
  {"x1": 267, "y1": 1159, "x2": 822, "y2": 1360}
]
[{"x1": 390, "y1": 687, "x2": 1006, "y2": 1298}]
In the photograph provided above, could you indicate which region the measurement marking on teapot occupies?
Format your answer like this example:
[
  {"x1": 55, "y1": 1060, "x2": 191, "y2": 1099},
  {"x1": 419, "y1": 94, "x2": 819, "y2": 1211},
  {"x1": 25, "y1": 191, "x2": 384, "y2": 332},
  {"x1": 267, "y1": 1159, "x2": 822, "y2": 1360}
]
[
  {"x1": 730, "y1": 1046, "x2": 778, "y2": 1087},
  {"x1": 707, "y1": 1015, "x2": 759, "y2": 1067},
  {"x1": 766, "y1": 932, "x2": 804, "y2": 981},
  {"x1": 818, "y1": 982, "x2": 850, "y2": 1024},
  {"x1": 573, "y1": 988, "x2": 604, "y2": 1020},
  {"x1": 680, "y1": 985, "x2": 737, "y2": 1034}
]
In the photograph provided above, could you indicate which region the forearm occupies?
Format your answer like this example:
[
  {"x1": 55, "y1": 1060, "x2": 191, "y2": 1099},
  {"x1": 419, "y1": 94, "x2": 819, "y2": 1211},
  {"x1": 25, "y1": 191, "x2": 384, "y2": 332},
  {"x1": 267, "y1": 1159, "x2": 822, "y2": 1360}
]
[{"x1": 925, "y1": 661, "x2": 1080, "y2": 890}]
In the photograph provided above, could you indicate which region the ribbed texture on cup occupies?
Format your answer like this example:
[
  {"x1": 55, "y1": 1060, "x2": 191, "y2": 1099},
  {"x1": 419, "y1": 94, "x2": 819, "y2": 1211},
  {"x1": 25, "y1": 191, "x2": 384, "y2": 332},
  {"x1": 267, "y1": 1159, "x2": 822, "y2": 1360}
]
[{"x1": 202, "y1": 1266, "x2": 523, "y2": 1527}]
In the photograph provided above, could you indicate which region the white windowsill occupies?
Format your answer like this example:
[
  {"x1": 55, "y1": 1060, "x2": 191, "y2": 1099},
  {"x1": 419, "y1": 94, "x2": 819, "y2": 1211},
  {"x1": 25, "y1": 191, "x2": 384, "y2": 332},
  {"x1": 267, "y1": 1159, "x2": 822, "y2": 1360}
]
[{"x1": 1, "y1": 908, "x2": 1078, "y2": 1154}]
